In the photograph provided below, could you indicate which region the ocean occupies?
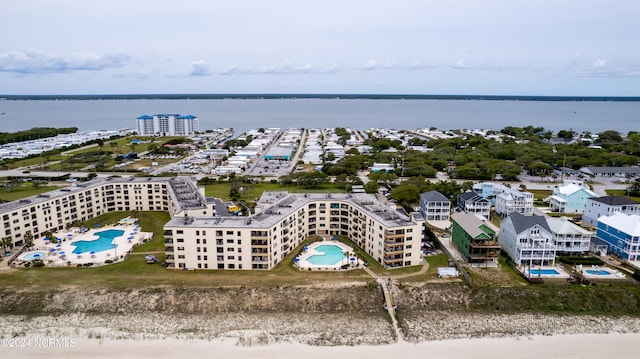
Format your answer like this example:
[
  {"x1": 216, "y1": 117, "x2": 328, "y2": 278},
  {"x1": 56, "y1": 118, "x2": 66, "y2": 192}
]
[{"x1": 0, "y1": 97, "x2": 638, "y2": 135}]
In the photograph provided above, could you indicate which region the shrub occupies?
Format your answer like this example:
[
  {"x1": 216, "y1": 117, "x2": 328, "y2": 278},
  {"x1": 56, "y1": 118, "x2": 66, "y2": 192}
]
[
  {"x1": 558, "y1": 256, "x2": 604, "y2": 265},
  {"x1": 32, "y1": 260, "x2": 45, "y2": 267},
  {"x1": 633, "y1": 269, "x2": 640, "y2": 281}
]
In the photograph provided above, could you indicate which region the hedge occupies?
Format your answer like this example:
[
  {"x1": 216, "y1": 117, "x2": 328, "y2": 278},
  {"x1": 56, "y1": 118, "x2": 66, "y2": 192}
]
[{"x1": 558, "y1": 256, "x2": 604, "y2": 265}]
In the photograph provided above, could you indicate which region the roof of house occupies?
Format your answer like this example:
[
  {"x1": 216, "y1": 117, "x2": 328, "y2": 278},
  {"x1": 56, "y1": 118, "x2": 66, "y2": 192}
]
[
  {"x1": 598, "y1": 212, "x2": 640, "y2": 236},
  {"x1": 458, "y1": 191, "x2": 488, "y2": 203},
  {"x1": 507, "y1": 212, "x2": 551, "y2": 234},
  {"x1": 555, "y1": 183, "x2": 597, "y2": 197},
  {"x1": 590, "y1": 195, "x2": 640, "y2": 206},
  {"x1": 546, "y1": 216, "x2": 593, "y2": 236},
  {"x1": 420, "y1": 190, "x2": 450, "y2": 203},
  {"x1": 581, "y1": 166, "x2": 640, "y2": 175},
  {"x1": 452, "y1": 212, "x2": 495, "y2": 238}
]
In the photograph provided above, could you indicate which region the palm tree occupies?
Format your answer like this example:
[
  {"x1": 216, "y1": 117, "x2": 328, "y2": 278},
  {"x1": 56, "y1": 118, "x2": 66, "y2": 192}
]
[
  {"x1": 24, "y1": 231, "x2": 34, "y2": 247},
  {"x1": 1, "y1": 236, "x2": 12, "y2": 255}
]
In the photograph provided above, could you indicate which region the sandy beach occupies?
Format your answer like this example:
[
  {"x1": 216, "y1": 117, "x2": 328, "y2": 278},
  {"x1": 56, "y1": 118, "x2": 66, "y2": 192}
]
[
  {"x1": 2, "y1": 284, "x2": 640, "y2": 358},
  {"x1": 2, "y1": 333, "x2": 639, "y2": 359}
]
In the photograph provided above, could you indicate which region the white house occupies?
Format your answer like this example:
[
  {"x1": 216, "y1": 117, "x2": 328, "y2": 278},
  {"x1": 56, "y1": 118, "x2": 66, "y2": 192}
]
[
  {"x1": 498, "y1": 213, "x2": 556, "y2": 267},
  {"x1": 546, "y1": 216, "x2": 593, "y2": 254},
  {"x1": 419, "y1": 191, "x2": 451, "y2": 222},
  {"x1": 457, "y1": 192, "x2": 490, "y2": 220},
  {"x1": 583, "y1": 195, "x2": 640, "y2": 226},
  {"x1": 495, "y1": 188, "x2": 534, "y2": 217}
]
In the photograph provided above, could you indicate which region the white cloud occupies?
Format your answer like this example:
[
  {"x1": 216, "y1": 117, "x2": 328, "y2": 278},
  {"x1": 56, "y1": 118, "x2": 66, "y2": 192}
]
[
  {"x1": 0, "y1": 49, "x2": 131, "y2": 74},
  {"x1": 357, "y1": 59, "x2": 436, "y2": 71},
  {"x1": 566, "y1": 57, "x2": 640, "y2": 77},
  {"x1": 220, "y1": 59, "x2": 339, "y2": 75},
  {"x1": 189, "y1": 60, "x2": 210, "y2": 76}
]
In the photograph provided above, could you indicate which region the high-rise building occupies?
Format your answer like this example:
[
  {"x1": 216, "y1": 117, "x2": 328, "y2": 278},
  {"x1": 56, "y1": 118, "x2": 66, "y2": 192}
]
[{"x1": 136, "y1": 114, "x2": 199, "y2": 136}]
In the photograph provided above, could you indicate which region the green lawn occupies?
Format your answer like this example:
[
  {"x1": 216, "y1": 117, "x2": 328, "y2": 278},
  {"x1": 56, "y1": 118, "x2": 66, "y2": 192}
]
[{"x1": 606, "y1": 189, "x2": 640, "y2": 202}]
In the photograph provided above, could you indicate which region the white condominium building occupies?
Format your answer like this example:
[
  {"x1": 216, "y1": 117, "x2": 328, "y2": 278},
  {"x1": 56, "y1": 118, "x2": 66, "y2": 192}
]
[
  {"x1": 136, "y1": 114, "x2": 199, "y2": 136},
  {"x1": 164, "y1": 191, "x2": 422, "y2": 270},
  {"x1": 1, "y1": 177, "x2": 421, "y2": 271},
  {"x1": 0, "y1": 177, "x2": 206, "y2": 248}
]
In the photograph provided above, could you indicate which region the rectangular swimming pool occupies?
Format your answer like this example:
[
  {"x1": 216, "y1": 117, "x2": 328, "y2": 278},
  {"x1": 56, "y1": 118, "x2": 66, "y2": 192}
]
[{"x1": 529, "y1": 268, "x2": 560, "y2": 275}]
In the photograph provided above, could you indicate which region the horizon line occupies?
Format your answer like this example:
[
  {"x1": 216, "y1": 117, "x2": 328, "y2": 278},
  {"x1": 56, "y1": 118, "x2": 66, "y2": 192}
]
[{"x1": 2, "y1": 93, "x2": 640, "y2": 101}]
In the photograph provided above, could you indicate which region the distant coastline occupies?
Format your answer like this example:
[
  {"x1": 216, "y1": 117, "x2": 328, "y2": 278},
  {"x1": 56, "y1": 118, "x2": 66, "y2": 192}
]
[{"x1": 2, "y1": 94, "x2": 640, "y2": 102}]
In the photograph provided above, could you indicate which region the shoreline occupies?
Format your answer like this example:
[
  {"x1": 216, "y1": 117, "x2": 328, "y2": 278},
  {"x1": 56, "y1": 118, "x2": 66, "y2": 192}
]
[{"x1": 3, "y1": 333, "x2": 640, "y2": 359}]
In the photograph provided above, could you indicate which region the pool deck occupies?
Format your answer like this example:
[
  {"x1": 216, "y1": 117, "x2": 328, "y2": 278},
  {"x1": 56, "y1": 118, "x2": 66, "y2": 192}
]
[
  {"x1": 579, "y1": 265, "x2": 627, "y2": 280},
  {"x1": 296, "y1": 240, "x2": 363, "y2": 271},
  {"x1": 16, "y1": 221, "x2": 153, "y2": 267}
]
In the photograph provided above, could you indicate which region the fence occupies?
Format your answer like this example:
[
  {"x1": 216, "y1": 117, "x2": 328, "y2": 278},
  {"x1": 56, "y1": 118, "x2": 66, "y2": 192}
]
[{"x1": 434, "y1": 236, "x2": 473, "y2": 287}]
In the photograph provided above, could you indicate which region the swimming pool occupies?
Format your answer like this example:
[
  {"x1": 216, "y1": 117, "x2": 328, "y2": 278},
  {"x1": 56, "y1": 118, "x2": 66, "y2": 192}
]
[
  {"x1": 306, "y1": 244, "x2": 347, "y2": 266},
  {"x1": 529, "y1": 268, "x2": 561, "y2": 276},
  {"x1": 585, "y1": 269, "x2": 611, "y2": 276},
  {"x1": 71, "y1": 229, "x2": 124, "y2": 254},
  {"x1": 21, "y1": 251, "x2": 46, "y2": 261}
]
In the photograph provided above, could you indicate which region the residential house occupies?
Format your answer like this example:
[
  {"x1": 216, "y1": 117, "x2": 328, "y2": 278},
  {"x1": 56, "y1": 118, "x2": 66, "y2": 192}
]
[
  {"x1": 596, "y1": 212, "x2": 640, "y2": 261},
  {"x1": 548, "y1": 183, "x2": 598, "y2": 214},
  {"x1": 583, "y1": 195, "x2": 640, "y2": 226},
  {"x1": 456, "y1": 192, "x2": 490, "y2": 220},
  {"x1": 451, "y1": 212, "x2": 500, "y2": 265},
  {"x1": 546, "y1": 216, "x2": 593, "y2": 254},
  {"x1": 495, "y1": 188, "x2": 534, "y2": 217},
  {"x1": 498, "y1": 213, "x2": 556, "y2": 267},
  {"x1": 419, "y1": 191, "x2": 451, "y2": 222}
]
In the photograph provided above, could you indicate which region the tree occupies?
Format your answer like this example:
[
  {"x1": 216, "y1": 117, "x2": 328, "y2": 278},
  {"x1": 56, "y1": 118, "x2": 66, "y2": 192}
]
[
  {"x1": 364, "y1": 181, "x2": 379, "y2": 194},
  {"x1": 389, "y1": 184, "x2": 420, "y2": 204},
  {"x1": 557, "y1": 130, "x2": 574, "y2": 139},
  {"x1": 24, "y1": 230, "x2": 34, "y2": 247},
  {"x1": 1, "y1": 237, "x2": 12, "y2": 254},
  {"x1": 597, "y1": 130, "x2": 623, "y2": 144}
]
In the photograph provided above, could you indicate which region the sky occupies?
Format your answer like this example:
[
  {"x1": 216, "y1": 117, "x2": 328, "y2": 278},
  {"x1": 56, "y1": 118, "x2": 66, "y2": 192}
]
[{"x1": 1, "y1": 0, "x2": 639, "y2": 96}]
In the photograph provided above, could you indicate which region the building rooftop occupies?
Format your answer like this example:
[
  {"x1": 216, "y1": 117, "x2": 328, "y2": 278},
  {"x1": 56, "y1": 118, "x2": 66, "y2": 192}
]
[
  {"x1": 546, "y1": 216, "x2": 593, "y2": 236},
  {"x1": 598, "y1": 212, "x2": 640, "y2": 236},
  {"x1": 507, "y1": 212, "x2": 552, "y2": 234},
  {"x1": 420, "y1": 190, "x2": 450, "y2": 203},
  {"x1": 166, "y1": 191, "x2": 417, "y2": 229},
  {"x1": 452, "y1": 212, "x2": 496, "y2": 238},
  {"x1": 555, "y1": 183, "x2": 598, "y2": 197},
  {"x1": 590, "y1": 195, "x2": 640, "y2": 206}
]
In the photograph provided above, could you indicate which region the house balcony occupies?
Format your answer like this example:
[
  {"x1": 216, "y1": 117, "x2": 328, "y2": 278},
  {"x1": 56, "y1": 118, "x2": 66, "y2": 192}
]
[
  {"x1": 383, "y1": 255, "x2": 404, "y2": 264},
  {"x1": 518, "y1": 243, "x2": 555, "y2": 250},
  {"x1": 251, "y1": 240, "x2": 269, "y2": 246},
  {"x1": 165, "y1": 246, "x2": 174, "y2": 252},
  {"x1": 469, "y1": 241, "x2": 501, "y2": 250},
  {"x1": 165, "y1": 255, "x2": 175, "y2": 262},
  {"x1": 164, "y1": 239, "x2": 173, "y2": 244},
  {"x1": 385, "y1": 239, "x2": 405, "y2": 246},
  {"x1": 518, "y1": 253, "x2": 556, "y2": 260},
  {"x1": 384, "y1": 230, "x2": 405, "y2": 238},
  {"x1": 384, "y1": 246, "x2": 405, "y2": 255}
]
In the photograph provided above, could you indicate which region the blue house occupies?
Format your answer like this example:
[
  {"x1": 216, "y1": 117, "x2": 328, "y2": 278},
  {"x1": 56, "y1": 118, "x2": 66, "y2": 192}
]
[
  {"x1": 548, "y1": 183, "x2": 597, "y2": 214},
  {"x1": 596, "y1": 212, "x2": 640, "y2": 261}
]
